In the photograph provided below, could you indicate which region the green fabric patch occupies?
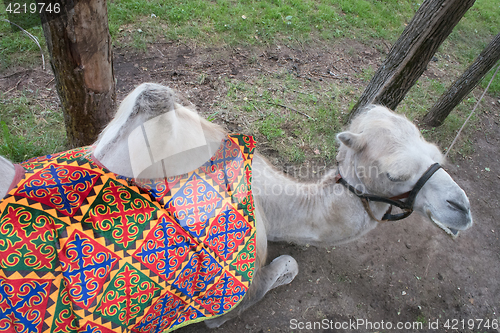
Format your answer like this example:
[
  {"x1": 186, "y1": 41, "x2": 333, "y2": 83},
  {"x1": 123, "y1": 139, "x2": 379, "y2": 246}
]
[
  {"x1": 82, "y1": 178, "x2": 158, "y2": 250},
  {"x1": 0, "y1": 203, "x2": 66, "y2": 271},
  {"x1": 95, "y1": 263, "x2": 162, "y2": 327}
]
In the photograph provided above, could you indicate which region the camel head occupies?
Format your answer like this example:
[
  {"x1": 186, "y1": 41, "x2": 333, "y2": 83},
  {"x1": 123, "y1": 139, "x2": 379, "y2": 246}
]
[{"x1": 336, "y1": 105, "x2": 472, "y2": 236}]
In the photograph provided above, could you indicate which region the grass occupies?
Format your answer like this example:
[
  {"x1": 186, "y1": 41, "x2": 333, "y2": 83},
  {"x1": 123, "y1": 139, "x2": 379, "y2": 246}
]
[
  {"x1": 0, "y1": 92, "x2": 66, "y2": 162},
  {"x1": 219, "y1": 70, "x2": 348, "y2": 164},
  {"x1": 0, "y1": 0, "x2": 499, "y2": 163},
  {"x1": 106, "y1": 0, "x2": 416, "y2": 46},
  {"x1": 397, "y1": 76, "x2": 483, "y2": 157},
  {"x1": 0, "y1": 19, "x2": 45, "y2": 70},
  {"x1": 482, "y1": 64, "x2": 500, "y2": 96}
]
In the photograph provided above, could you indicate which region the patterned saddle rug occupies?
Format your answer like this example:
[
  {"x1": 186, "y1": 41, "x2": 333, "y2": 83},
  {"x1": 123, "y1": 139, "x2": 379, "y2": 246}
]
[{"x1": 0, "y1": 134, "x2": 256, "y2": 333}]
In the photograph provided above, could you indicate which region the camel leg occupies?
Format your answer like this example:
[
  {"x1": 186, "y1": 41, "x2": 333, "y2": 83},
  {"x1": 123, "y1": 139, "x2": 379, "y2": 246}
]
[{"x1": 205, "y1": 254, "x2": 298, "y2": 328}]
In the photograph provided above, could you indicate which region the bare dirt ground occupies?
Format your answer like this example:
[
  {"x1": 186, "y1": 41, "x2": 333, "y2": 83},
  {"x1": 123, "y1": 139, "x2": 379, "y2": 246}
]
[{"x1": 1, "y1": 41, "x2": 499, "y2": 333}]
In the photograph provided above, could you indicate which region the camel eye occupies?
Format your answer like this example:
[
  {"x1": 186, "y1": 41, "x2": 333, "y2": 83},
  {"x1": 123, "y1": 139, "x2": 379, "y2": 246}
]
[{"x1": 386, "y1": 173, "x2": 405, "y2": 182}]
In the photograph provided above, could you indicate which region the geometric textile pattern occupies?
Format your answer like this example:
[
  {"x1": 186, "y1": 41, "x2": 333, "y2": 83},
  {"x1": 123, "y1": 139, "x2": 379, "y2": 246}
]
[
  {"x1": 165, "y1": 173, "x2": 224, "y2": 240},
  {"x1": 0, "y1": 134, "x2": 256, "y2": 332},
  {"x1": 204, "y1": 203, "x2": 251, "y2": 261},
  {"x1": 132, "y1": 175, "x2": 182, "y2": 203},
  {"x1": 201, "y1": 137, "x2": 244, "y2": 189},
  {"x1": 78, "y1": 321, "x2": 116, "y2": 333},
  {"x1": 0, "y1": 276, "x2": 52, "y2": 333},
  {"x1": 59, "y1": 229, "x2": 120, "y2": 309},
  {"x1": 196, "y1": 271, "x2": 246, "y2": 315},
  {"x1": 51, "y1": 278, "x2": 79, "y2": 333},
  {"x1": 170, "y1": 248, "x2": 223, "y2": 299},
  {"x1": 95, "y1": 263, "x2": 161, "y2": 327},
  {"x1": 133, "y1": 290, "x2": 185, "y2": 333},
  {"x1": 15, "y1": 164, "x2": 101, "y2": 217},
  {"x1": 230, "y1": 232, "x2": 257, "y2": 283},
  {"x1": 132, "y1": 214, "x2": 196, "y2": 282},
  {"x1": 0, "y1": 203, "x2": 66, "y2": 271},
  {"x1": 81, "y1": 178, "x2": 158, "y2": 250}
]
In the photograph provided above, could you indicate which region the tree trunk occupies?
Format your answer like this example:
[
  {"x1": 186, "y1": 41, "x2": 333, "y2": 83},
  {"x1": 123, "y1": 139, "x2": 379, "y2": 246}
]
[
  {"x1": 40, "y1": 0, "x2": 115, "y2": 148},
  {"x1": 348, "y1": 0, "x2": 476, "y2": 122},
  {"x1": 423, "y1": 33, "x2": 500, "y2": 127}
]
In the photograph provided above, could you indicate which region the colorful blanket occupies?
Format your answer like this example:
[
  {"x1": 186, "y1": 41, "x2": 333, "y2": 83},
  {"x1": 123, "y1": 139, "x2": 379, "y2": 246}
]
[{"x1": 0, "y1": 134, "x2": 256, "y2": 333}]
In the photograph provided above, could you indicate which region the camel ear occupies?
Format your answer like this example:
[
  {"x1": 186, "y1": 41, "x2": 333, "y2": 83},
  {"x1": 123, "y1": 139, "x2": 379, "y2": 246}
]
[{"x1": 337, "y1": 131, "x2": 364, "y2": 151}]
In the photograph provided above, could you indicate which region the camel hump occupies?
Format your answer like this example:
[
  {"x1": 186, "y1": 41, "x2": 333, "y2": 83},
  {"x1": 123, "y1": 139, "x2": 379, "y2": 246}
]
[{"x1": 129, "y1": 83, "x2": 176, "y2": 119}]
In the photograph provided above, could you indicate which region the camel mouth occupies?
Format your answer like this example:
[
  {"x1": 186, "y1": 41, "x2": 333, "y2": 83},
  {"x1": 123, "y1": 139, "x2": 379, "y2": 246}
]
[{"x1": 428, "y1": 212, "x2": 459, "y2": 238}]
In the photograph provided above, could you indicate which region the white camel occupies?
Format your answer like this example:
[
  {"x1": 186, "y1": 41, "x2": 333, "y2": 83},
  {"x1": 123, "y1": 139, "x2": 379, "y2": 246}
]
[{"x1": 0, "y1": 83, "x2": 472, "y2": 329}]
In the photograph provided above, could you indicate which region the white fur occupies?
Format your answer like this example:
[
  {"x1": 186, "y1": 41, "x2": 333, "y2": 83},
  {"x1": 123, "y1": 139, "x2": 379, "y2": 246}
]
[
  {"x1": 0, "y1": 156, "x2": 15, "y2": 199},
  {"x1": 336, "y1": 105, "x2": 472, "y2": 234},
  {"x1": 0, "y1": 86, "x2": 473, "y2": 329},
  {"x1": 256, "y1": 105, "x2": 472, "y2": 246},
  {"x1": 94, "y1": 83, "x2": 226, "y2": 178}
]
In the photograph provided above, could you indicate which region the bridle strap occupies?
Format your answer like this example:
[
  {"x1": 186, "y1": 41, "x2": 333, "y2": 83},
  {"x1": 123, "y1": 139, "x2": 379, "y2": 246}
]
[
  {"x1": 336, "y1": 163, "x2": 442, "y2": 222},
  {"x1": 360, "y1": 197, "x2": 396, "y2": 223},
  {"x1": 402, "y1": 163, "x2": 442, "y2": 210}
]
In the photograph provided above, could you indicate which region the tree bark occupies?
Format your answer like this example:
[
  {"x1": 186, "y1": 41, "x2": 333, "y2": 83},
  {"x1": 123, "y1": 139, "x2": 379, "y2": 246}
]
[
  {"x1": 40, "y1": 0, "x2": 115, "y2": 148},
  {"x1": 423, "y1": 32, "x2": 500, "y2": 127},
  {"x1": 348, "y1": 0, "x2": 476, "y2": 122}
]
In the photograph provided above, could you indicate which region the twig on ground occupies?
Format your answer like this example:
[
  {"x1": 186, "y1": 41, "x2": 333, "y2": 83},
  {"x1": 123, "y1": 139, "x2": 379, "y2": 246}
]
[
  {"x1": 115, "y1": 56, "x2": 158, "y2": 64},
  {"x1": 0, "y1": 69, "x2": 33, "y2": 80},
  {"x1": 348, "y1": 64, "x2": 359, "y2": 73},
  {"x1": 46, "y1": 78, "x2": 55, "y2": 86},
  {"x1": 252, "y1": 104, "x2": 266, "y2": 118},
  {"x1": 424, "y1": 254, "x2": 431, "y2": 278},
  {"x1": 309, "y1": 71, "x2": 341, "y2": 79},
  {"x1": 35, "y1": 99, "x2": 48, "y2": 112},
  {"x1": 247, "y1": 97, "x2": 311, "y2": 119},
  {"x1": 256, "y1": 67, "x2": 278, "y2": 76},
  {"x1": 320, "y1": 266, "x2": 332, "y2": 283},
  {"x1": 302, "y1": 305, "x2": 316, "y2": 318},
  {"x1": 485, "y1": 133, "x2": 494, "y2": 145},
  {"x1": 150, "y1": 69, "x2": 203, "y2": 76},
  {"x1": 155, "y1": 47, "x2": 166, "y2": 58},
  {"x1": 233, "y1": 48, "x2": 248, "y2": 58},
  {"x1": 177, "y1": 41, "x2": 194, "y2": 52},
  {"x1": 3, "y1": 79, "x2": 22, "y2": 94},
  {"x1": 382, "y1": 41, "x2": 392, "y2": 53},
  {"x1": 259, "y1": 99, "x2": 312, "y2": 119}
]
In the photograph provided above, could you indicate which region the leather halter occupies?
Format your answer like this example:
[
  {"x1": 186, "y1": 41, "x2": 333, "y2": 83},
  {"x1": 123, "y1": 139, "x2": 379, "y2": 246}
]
[{"x1": 335, "y1": 163, "x2": 442, "y2": 222}]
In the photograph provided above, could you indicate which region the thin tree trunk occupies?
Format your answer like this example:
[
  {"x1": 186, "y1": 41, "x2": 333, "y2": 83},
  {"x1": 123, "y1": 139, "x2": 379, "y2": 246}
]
[
  {"x1": 40, "y1": 0, "x2": 115, "y2": 148},
  {"x1": 423, "y1": 32, "x2": 500, "y2": 127},
  {"x1": 348, "y1": 0, "x2": 476, "y2": 122}
]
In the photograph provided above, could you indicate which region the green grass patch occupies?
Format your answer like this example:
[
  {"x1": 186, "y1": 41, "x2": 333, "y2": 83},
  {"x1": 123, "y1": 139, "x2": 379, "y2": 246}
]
[
  {"x1": 106, "y1": 0, "x2": 417, "y2": 46},
  {"x1": 216, "y1": 70, "x2": 349, "y2": 164},
  {"x1": 398, "y1": 77, "x2": 482, "y2": 158},
  {"x1": 0, "y1": 16, "x2": 46, "y2": 70},
  {"x1": 0, "y1": 92, "x2": 66, "y2": 162},
  {"x1": 1, "y1": 0, "x2": 498, "y2": 71},
  {"x1": 1, "y1": 0, "x2": 499, "y2": 164},
  {"x1": 481, "y1": 63, "x2": 500, "y2": 97}
]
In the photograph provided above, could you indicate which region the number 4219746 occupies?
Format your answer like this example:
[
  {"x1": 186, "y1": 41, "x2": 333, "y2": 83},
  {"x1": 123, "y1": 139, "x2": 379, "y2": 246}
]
[{"x1": 6, "y1": 2, "x2": 61, "y2": 14}]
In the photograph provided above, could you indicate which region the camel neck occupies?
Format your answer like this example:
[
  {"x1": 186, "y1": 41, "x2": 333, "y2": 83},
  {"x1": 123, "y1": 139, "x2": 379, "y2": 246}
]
[{"x1": 253, "y1": 155, "x2": 390, "y2": 247}]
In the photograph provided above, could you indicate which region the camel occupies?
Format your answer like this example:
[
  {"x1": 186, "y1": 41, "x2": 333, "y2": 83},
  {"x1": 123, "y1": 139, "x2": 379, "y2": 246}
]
[{"x1": 0, "y1": 83, "x2": 472, "y2": 331}]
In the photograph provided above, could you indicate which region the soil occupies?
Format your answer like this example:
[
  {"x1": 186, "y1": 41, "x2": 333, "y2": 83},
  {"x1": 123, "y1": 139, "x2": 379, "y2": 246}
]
[{"x1": 1, "y1": 41, "x2": 499, "y2": 333}]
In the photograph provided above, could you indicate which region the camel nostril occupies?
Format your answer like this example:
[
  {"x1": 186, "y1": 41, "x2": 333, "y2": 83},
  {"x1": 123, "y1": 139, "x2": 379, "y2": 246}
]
[{"x1": 447, "y1": 200, "x2": 468, "y2": 213}]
